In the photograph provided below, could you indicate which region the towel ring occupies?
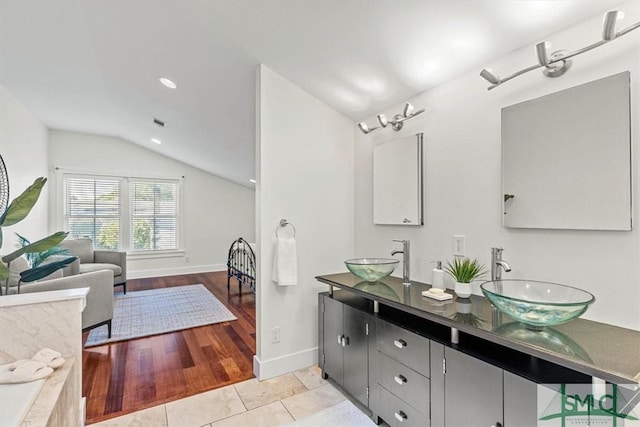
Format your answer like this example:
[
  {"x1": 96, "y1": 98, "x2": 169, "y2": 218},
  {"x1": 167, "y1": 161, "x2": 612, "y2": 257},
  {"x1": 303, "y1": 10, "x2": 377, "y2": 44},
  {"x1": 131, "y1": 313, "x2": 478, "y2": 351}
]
[{"x1": 276, "y1": 219, "x2": 296, "y2": 238}]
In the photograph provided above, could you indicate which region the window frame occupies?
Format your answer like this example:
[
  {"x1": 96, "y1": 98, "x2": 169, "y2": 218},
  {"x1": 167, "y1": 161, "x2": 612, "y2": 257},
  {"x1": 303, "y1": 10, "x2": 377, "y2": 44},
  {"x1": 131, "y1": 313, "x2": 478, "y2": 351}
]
[
  {"x1": 56, "y1": 168, "x2": 184, "y2": 258},
  {"x1": 62, "y1": 174, "x2": 123, "y2": 250},
  {"x1": 129, "y1": 178, "x2": 181, "y2": 254}
]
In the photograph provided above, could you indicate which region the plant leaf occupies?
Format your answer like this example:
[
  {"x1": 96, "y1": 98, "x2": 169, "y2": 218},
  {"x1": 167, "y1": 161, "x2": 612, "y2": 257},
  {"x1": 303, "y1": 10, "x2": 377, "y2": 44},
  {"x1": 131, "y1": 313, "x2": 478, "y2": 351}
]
[
  {"x1": 15, "y1": 233, "x2": 30, "y2": 247},
  {"x1": 0, "y1": 262, "x2": 8, "y2": 281},
  {"x1": 32, "y1": 247, "x2": 72, "y2": 268},
  {"x1": 444, "y1": 257, "x2": 486, "y2": 283},
  {"x1": 19, "y1": 256, "x2": 76, "y2": 283},
  {"x1": 16, "y1": 233, "x2": 34, "y2": 267},
  {"x1": 2, "y1": 231, "x2": 69, "y2": 264},
  {"x1": 15, "y1": 233, "x2": 71, "y2": 268},
  {"x1": 0, "y1": 177, "x2": 47, "y2": 227}
]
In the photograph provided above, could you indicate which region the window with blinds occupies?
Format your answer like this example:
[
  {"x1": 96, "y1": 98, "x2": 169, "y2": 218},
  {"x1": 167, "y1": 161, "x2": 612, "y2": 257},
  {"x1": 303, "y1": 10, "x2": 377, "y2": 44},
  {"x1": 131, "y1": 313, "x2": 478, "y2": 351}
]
[
  {"x1": 64, "y1": 177, "x2": 121, "y2": 250},
  {"x1": 63, "y1": 174, "x2": 180, "y2": 253},
  {"x1": 131, "y1": 180, "x2": 178, "y2": 251}
]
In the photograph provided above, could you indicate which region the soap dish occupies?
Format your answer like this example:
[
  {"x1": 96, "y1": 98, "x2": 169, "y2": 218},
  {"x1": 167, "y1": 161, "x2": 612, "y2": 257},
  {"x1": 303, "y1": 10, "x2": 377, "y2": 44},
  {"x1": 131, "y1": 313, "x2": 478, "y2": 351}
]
[{"x1": 422, "y1": 289, "x2": 453, "y2": 301}]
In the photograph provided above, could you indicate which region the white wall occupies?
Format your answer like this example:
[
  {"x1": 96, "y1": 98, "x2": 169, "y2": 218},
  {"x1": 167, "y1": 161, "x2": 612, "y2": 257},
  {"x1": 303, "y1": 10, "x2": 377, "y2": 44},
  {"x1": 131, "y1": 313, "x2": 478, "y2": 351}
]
[
  {"x1": 255, "y1": 65, "x2": 354, "y2": 379},
  {"x1": 0, "y1": 84, "x2": 49, "y2": 253},
  {"x1": 48, "y1": 130, "x2": 255, "y2": 278},
  {"x1": 355, "y1": 3, "x2": 640, "y2": 330}
]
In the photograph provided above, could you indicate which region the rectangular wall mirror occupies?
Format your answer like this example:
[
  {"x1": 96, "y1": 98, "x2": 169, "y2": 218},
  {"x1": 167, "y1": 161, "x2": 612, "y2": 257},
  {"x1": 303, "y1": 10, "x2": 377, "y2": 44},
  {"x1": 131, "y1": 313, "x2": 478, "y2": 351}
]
[
  {"x1": 502, "y1": 71, "x2": 631, "y2": 231},
  {"x1": 373, "y1": 133, "x2": 423, "y2": 226}
]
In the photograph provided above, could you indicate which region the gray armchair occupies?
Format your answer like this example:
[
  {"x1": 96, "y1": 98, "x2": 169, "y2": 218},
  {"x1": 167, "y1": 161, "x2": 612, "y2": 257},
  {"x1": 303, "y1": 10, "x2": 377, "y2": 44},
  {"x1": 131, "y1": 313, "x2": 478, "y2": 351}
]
[
  {"x1": 18, "y1": 270, "x2": 115, "y2": 335},
  {"x1": 60, "y1": 237, "x2": 127, "y2": 294}
]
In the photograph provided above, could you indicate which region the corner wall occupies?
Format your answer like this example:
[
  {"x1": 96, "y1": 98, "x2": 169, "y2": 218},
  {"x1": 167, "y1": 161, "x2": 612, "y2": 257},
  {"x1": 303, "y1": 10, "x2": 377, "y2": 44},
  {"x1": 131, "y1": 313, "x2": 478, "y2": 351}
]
[
  {"x1": 355, "y1": 2, "x2": 640, "y2": 330},
  {"x1": 48, "y1": 130, "x2": 255, "y2": 278},
  {"x1": 255, "y1": 65, "x2": 354, "y2": 379},
  {"x1": 0, "y1": 84, "x2": 49, "y2": 252}
]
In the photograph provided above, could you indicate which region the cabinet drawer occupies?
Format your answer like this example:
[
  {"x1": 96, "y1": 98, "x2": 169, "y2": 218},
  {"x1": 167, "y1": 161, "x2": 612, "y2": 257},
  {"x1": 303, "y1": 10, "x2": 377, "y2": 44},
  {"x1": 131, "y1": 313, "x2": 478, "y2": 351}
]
[
  {"x1": 376, "y1": 384, "x2": 429, "y2": 427},
  {"x1": 377, "y1": 351, "x2": 430, "y2": 411},
  {"x1": 376, "y1": 318, "x2": 430, "y2": 376}
]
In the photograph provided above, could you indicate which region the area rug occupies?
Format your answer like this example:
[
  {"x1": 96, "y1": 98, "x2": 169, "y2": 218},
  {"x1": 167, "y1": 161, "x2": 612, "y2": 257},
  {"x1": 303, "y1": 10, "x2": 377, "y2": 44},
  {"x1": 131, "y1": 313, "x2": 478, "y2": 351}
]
[
  {"x1": 287, "y1": 401, "x2": 376, "y2": 426},
  {"x1": 85, "y1": 284, "x2": 237, "y2": 347}
]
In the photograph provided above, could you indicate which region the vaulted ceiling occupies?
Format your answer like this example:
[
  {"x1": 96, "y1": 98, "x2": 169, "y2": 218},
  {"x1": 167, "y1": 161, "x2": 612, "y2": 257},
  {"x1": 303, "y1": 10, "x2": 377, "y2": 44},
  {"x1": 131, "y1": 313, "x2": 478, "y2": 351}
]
[{"x1": 0, "y1": 1, "x2": 623, "y2": 186}]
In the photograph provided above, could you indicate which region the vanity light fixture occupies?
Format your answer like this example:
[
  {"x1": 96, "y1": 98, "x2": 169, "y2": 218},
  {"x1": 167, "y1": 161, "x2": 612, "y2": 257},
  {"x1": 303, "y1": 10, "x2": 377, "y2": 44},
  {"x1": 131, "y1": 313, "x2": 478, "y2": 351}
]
[
  {"x1": 357, "y1": 121, "x2": 380, "y2": 134},
  {"x1": 158, "y1": 77, "x2": 178, "y2": 89},
  {"x1": 602, "y1": 10, "x2": 623, "y2": 41},
  {"x1": 479, "y1": 9, "x2": 640, "y2": 90},
  {"x1": 357, "y1": 102, "x2": 425, "y2": 134}
]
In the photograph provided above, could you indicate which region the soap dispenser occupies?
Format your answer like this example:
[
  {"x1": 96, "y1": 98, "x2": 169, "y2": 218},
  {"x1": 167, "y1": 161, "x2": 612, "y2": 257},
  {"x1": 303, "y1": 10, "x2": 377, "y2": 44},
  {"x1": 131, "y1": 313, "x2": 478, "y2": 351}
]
[{"x1": 432, "y1": 261, "x2": 445, "y2": 290}]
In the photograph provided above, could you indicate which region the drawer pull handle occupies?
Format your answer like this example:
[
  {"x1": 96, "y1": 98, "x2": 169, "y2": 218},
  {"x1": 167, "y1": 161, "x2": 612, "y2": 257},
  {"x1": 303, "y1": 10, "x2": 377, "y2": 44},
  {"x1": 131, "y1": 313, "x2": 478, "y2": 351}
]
[
  {"x1": 394, "y1": 411, "x2": 407, "y2": 422},
  {"x1": 394, "y1": 339, "x2": 407, "y2": 349},
  {"x1": 337, "y1": 334, "x2": 342, "y2": 345},
  {"x1": 491, "y1": 423, "x2": 502, "y2": 427},
  {"x1": 341, "y1": 336, "x2": 346, "y2": 347},
  {"x1": 394, "y1": 374, "x2": 407, "y2": 385}
]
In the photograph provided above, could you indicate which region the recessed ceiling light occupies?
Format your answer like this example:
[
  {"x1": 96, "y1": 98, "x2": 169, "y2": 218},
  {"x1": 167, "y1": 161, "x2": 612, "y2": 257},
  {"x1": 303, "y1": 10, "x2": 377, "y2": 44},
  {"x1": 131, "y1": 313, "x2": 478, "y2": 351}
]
[
  {"x1": 158, "y1": 77, "x2": 177, "y2": 89},
  {"x1": 151, "y1": 138, "x2": 162, "y2": 144},
  {"x1": 249, "y1": 179, "x2": 256, "y2": 184}
]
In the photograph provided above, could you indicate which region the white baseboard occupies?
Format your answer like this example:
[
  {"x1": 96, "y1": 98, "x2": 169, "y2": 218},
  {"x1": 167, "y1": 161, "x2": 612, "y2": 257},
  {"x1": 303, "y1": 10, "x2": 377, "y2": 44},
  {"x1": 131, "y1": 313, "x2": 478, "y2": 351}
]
[
  {"x1": 80, "y1": 397, "x2": 86, "y2": 427},
  {"x1": 253, "y1": 347, "x2": 318, "y2": 380},
  {"x1": 127, "y1": 264, "x2": 226, "y2": 279}
]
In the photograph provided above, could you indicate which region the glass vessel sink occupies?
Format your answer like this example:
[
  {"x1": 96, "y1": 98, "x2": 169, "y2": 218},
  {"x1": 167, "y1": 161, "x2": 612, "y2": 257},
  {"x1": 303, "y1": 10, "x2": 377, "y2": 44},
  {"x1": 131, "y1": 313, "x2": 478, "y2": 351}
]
[
  {"x1": 344, "y1": 258, "x2": 399, "y2": 282},
  {"x1": 480, "y1": 280, "x2": 595, "y2": 328}
]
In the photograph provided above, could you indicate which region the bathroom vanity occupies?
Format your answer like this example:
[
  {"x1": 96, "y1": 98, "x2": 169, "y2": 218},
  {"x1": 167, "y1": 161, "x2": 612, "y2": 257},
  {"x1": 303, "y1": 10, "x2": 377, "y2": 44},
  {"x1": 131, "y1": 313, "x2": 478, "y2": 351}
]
[{"x1": 316, "y1": 273, "x2": 640, "y2": 427}]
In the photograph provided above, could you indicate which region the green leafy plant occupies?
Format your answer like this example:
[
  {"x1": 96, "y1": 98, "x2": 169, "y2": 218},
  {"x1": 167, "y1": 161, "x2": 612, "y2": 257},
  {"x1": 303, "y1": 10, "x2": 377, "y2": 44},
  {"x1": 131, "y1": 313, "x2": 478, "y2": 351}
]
[
  {"x1": 0, "y1": 177, "x2": 77, "y2": 294},
  {"x1": 444, "y1": 257, "x2": 486, "y2": 283},
  {"x1": 16, "y1": 233, "x2": 73, "y2": 268}
]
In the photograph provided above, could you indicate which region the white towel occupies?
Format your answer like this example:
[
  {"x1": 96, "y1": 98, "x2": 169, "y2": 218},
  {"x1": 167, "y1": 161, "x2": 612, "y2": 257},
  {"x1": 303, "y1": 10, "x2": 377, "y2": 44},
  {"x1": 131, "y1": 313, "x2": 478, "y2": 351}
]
[{"x1": 272, "y1": 236, "x2": 297, "y2": 286}]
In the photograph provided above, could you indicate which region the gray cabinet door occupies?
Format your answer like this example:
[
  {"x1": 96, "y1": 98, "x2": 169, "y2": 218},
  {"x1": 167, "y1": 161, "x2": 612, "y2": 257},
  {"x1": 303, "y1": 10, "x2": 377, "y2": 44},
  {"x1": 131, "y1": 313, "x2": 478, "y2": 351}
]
[
  {"x1": 343, "y1": 305, "x2": 370, "y2": 405},
  {"x1": 504, "y1": 371, "x2": 539, "y2": 426},
  {"x1": 322, "y1": 295, "x2": 344, "y2": 385},
  {"x1": 430, "y1": 341, "x2": 445, "y2": 427},
  {"x1": 445, "y1": 348, "x2": 503, "y2": 427}
]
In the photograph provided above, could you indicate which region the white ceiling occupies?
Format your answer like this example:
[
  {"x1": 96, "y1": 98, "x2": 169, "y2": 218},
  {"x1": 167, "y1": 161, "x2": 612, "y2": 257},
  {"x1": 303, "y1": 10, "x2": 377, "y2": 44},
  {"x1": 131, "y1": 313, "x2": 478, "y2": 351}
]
[{"x1": 0, "y1": 0, "x2": 624, "y2": 187}]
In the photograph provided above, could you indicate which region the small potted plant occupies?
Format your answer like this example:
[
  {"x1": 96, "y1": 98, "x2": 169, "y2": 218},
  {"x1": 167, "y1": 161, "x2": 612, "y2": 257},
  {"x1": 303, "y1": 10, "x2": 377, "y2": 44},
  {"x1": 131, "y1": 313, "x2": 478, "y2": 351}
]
[{"x1": 444, "y1": 257, "x2": 486, "y2": 298}]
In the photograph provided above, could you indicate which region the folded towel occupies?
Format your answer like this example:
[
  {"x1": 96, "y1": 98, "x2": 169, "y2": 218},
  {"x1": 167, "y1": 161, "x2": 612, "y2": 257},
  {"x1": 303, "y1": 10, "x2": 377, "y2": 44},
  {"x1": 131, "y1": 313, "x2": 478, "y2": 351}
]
[
  {"x1": 272, "y1": 236, "x2": 297, "y2": 286},
  {"x1": 0, "y1": 361, "x2": 53, "y2": 384},
  {"x1": 9, "y1": 348, "x2": 65, "y2": 370}
]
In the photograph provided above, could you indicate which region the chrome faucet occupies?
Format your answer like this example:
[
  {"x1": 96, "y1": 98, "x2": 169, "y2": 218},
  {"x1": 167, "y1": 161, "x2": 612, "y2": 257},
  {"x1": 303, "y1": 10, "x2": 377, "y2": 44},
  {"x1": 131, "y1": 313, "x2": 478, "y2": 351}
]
[
  {"x1": 391, "y1": 239, "x2": 411, "y2": 286},
  {"x1": 491, "y1": 247, "x2": 512, "y2": 281}
]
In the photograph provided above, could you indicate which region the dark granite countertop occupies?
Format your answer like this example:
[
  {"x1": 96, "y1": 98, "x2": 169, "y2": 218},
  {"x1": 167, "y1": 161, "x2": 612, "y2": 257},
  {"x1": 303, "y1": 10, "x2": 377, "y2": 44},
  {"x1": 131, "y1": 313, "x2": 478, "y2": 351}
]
[{"x1": 316, "y1": 273, "x2": 640, "y2": 385}]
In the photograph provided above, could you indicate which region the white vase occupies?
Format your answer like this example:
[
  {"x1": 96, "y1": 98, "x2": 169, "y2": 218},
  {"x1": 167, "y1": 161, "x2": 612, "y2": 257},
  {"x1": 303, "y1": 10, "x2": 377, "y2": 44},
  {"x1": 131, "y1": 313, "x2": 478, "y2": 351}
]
[{"x1": 455, "y1": 281, "x2": 472, "y2": 298}]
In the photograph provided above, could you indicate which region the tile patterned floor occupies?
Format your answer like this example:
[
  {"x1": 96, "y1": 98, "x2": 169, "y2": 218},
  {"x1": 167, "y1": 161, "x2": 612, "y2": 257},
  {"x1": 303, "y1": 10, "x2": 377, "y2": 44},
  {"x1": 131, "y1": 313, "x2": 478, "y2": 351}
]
[{"x1": 89, "y1": 366, "x2": 347, "y2": 427}]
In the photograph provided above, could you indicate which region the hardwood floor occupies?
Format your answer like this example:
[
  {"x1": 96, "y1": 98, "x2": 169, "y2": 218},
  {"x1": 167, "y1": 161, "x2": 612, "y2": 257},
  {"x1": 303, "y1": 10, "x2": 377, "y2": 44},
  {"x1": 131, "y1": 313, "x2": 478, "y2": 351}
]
[{"x1": 82, "y1": 271, "x2": 256, "y2": 424}]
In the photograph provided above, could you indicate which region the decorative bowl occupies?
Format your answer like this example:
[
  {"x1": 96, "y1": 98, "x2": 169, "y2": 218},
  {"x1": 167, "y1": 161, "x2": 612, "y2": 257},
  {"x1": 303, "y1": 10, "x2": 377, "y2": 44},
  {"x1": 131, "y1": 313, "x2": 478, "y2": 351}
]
[
  {"x1": 480, "y1": 280, "x2": 595, "y2": 328},
  {"x1": 344, "y1": 258, "x2": 399, "y2": 282}
]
